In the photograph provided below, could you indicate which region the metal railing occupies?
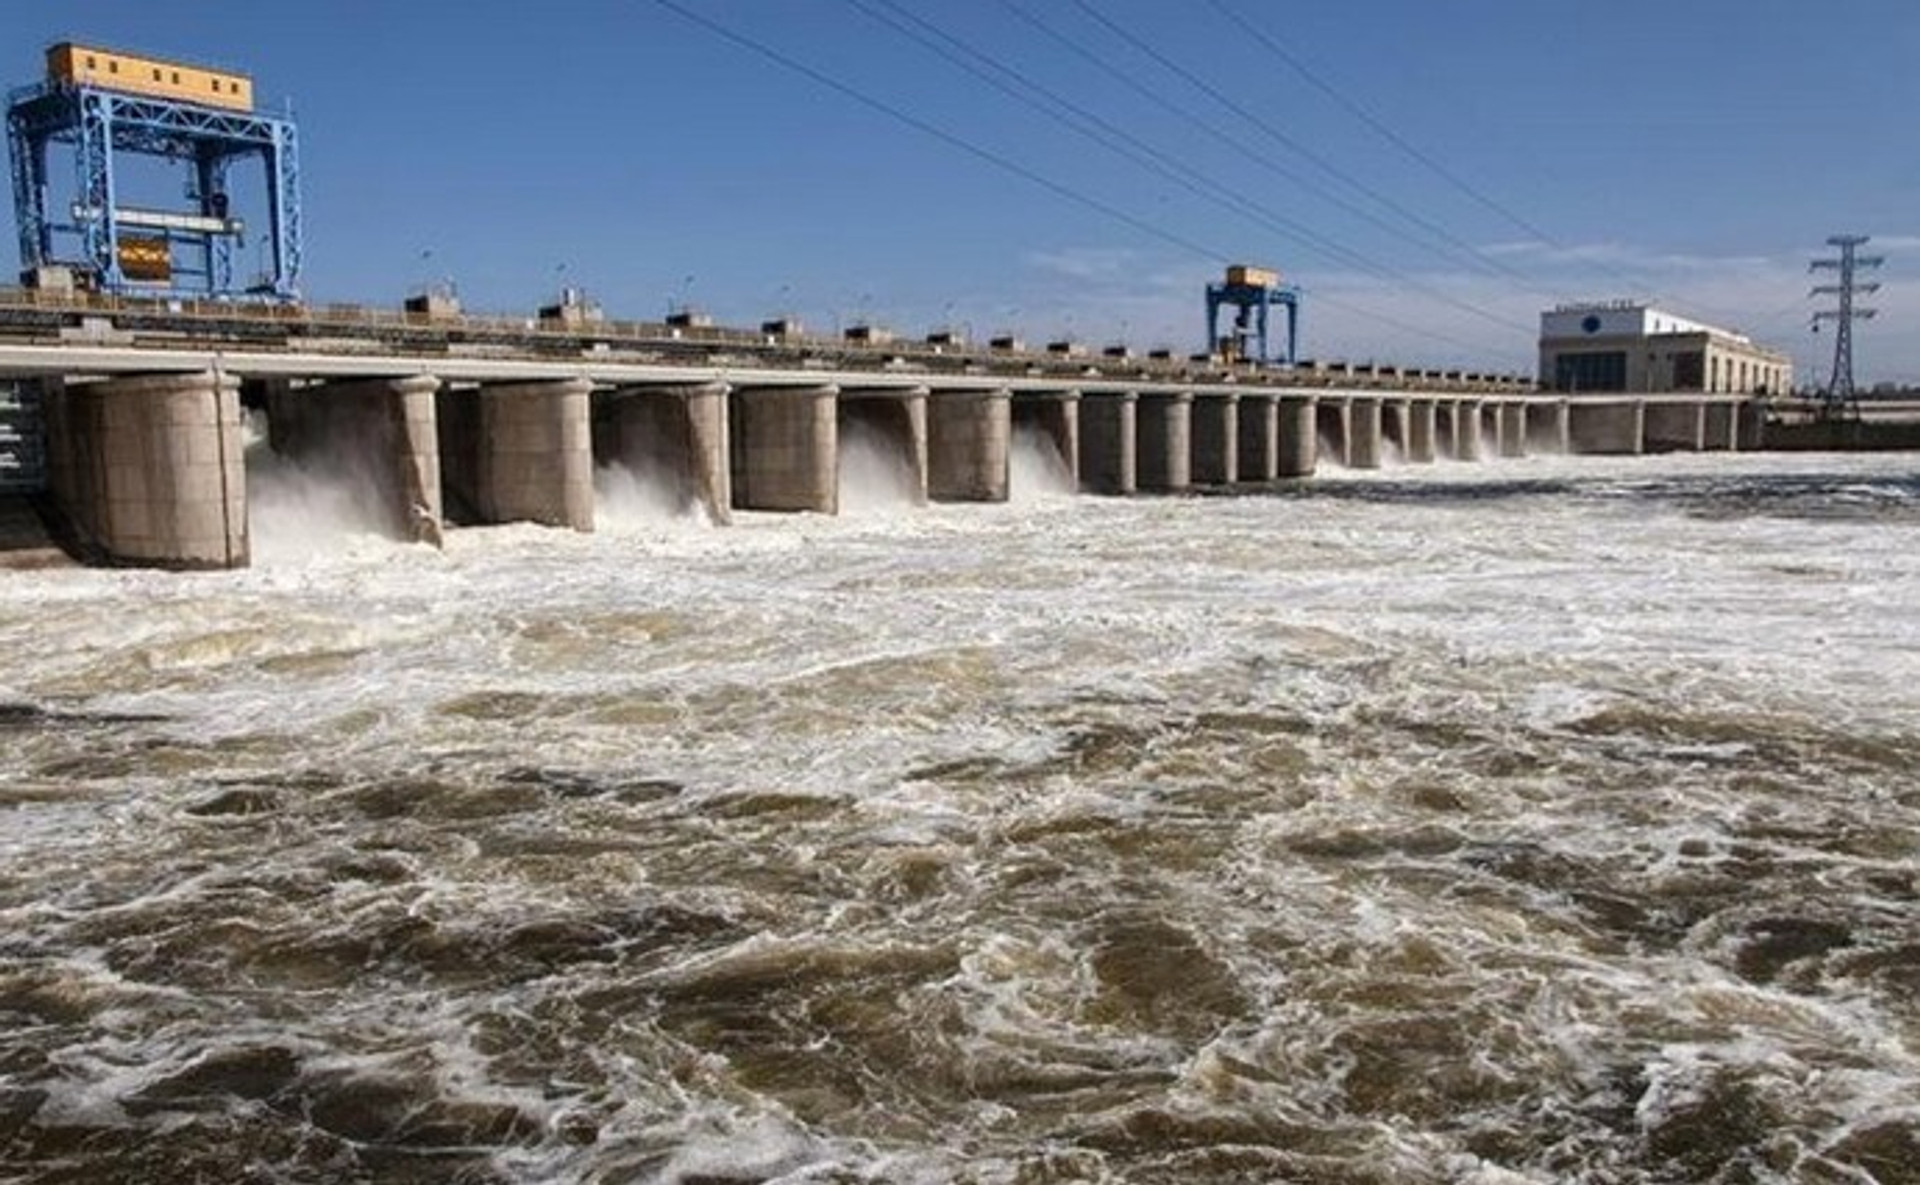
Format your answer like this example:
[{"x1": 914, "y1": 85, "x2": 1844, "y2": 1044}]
[{"x1": 0, "y1": 286, "x2": 1539, "y2": 394}]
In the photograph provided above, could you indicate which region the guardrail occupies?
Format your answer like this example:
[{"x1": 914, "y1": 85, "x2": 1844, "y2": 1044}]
[{"x1": 0, "y1": 287, "x2": 1539, "y2": 394}]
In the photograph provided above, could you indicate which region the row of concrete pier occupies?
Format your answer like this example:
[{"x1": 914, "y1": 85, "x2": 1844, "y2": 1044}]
[{"x1": 14, "y1": 352, "x2": 1764, "y2": 570}]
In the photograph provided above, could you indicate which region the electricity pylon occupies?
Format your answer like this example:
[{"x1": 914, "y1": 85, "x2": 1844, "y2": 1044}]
[{"x1": 1810, "y1": 234, "x2": 1882, "y2": 417}]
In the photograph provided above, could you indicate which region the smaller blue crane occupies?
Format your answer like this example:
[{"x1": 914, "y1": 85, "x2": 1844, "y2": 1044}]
[{"x1": 1205, "y1": 264, "x2": 1300, "y2": 366}]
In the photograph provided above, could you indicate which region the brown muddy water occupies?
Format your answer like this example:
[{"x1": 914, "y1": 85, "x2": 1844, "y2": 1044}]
[{"x1": 0, "y1": 446, "x2": 1916, "y2": 1184}]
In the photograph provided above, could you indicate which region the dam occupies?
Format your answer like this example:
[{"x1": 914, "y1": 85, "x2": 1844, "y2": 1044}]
[{"x1": 0, "y1": 302, "x2": 1760, "y2": 570}]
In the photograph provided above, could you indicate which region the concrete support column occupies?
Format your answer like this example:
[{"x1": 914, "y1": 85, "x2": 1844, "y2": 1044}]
[
  {"x1": 45, "y1": 370, "x2": 247, "y2": 568},
  {"x1": 1277, "y1": 394, "x2": 1317, "y2": 478},
  {"x1": 1499, "y1": 403, "x2": 1528, "y2": 458},
  {"x1": 1737, "y1": 399, "x2": 1765, "y2": 451},
  {"x1": 1407, "y1": 399, "x2": 1437, "y2": 463},
  {"x1": 1316, "y1": 396, "x2": 1352, "y2": 467},
  {"x1": 1235, "y1": 393, "x2": 1279, "y2": 482},
  {"x1": 471, "y1": 378, "x2": 593, "y2": 530},
  {"x1": 592, "y1": 381, "x2": 733, "y2": 524},
  {"x1": 1433, "y1": 401, "x2": 1460, "y2": 459},
  {"x1": 1190, "y1": 393, "x2": 1239, "y2": 485},
  {"x1": 1526, "y1": 399, "x2": 1571, "y2": 454},
  {"x1": 1701, "y1": 401, "x2": 1737, "y2": 452},
  {"x1": 928, "y1": 388, "x2": 1010, "y2": 502},
  {"x1": 1567, "y1": 399, "x2": 1646, "y2": 455},
  {"x1": 1078, "y1": 392, "x2": 1136, "y2": 495},
  {"x1": 1347, "y1": 396, "x2": 1384, "y2": 469},
  {"x1": 1012, "y1": 391, "x2": 1079, "y2": 488},
  {"x1": 1644, "y1": 399, "x2": 1707, "y2": 453},
  {"x1": 1135, "y1": 391, "x2": 1193, "y2": 493},
  {"x1": 1455, "y1": 401, "x2": 1485, "y2": 460},
  {"x1": 730, "y1": 384, "x2": 839, "y2": 513},
  {"x1": 841, "y1": 386, "x2": 929, "y2": 505}
]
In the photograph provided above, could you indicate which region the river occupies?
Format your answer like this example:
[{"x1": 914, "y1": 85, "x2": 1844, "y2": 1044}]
[{"x1": 1, "y1": 442, "x2": 1916, "y2": 1183}]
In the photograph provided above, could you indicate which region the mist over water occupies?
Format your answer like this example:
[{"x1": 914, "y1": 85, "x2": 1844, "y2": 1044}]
[
  {"x1": 836, "y1": 422, "x2": 921, "y2": 515},
  {"x1": 1009, "y1": 427, "x2": 1073, "y2": 502},
  {"x1": 244, "y1": 416, "x2": 399, "y2": 564},
  {"x1": 595, "y1": 462, "x2": 707, "y2": 532},
  {"x1": 2, "y1": 451, "x2": 1918, "y2": 1183}
]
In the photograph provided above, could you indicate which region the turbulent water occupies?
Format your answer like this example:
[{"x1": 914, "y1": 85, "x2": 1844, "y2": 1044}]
[{"x1": 1, "y1": 444, "x2": 1917, "y2": 1184}]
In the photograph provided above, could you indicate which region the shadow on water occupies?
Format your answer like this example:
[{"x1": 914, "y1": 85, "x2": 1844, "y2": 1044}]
[{"x1": 1249, "y1": 470, "x2": 1920, "y2": 521}]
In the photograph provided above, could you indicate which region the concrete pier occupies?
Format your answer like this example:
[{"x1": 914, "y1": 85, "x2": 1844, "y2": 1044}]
[
  {"x1": 1079, "y1": 391, "x2": 1136, "y2": 495},
  {"x1": 1235, "y1": 392, "x2": 1279, "y2": 482},
  {"x1": 927, "y1": 388, "x2": 1009, "y2": 502},
  {"x1": 1454, "y1": 402, "x2": 1484, "y2": 461},
  {"x1": 1737, "y1": 400, "x2": 1765, "y2": 451},
  {"x1": 1643, "y1": 399, "x2": 1706, "y2": 453},
  {"x1": 42, "y1": 370, "x2": 247, "y2": 568},
  {"x1": 1525, "y1": 399, "x2": 1570, "y2": 454},
  {"x1": 592, "y1": 381, "x2": 732, "y2": 524},
  {"x1": 445, "y1": 378, "x2": 593, "y2": 531},
  {"x1": 1433, "y1": 400, "x2": 1460, "y2": 459},
  {"x1": 1479, "y1": 402, "x2": 1504, "y2": 458},
  {"x1": 1277, "y1": 395, "x2": 1317, "y2": 478},
  {"x1": 1406, "y1": 399, "x2": 1437, "y2": 463},
  {"x1": 1701, "y1": 401, "x2": 1737, "y2": 452},
  {"x1": 277, "y1": 374, "x2": 444, "y2": 544},
  {"x1": 1499, "y1": 403, "x2": 1528, "y2": 458},
  {"x1": 1011, "y1": 390, "x2": 1079, "y2": 487},
  {"x1": 840, "y1": 385, "x2": 929, "y2": 506},
  {"x1": 1316, "y1": 397, "x2": 1352, "y2": 467},
  {"x1": 1190, "y1": 393, "x2": 1238, "y2": 485},
  {"x1": 1567, "y1": 399, "x2": 1645, "y2": 455},
  {"x1": 730, "y1": 384, "x2": 838, "y2": 513},
  {"x1": 1347, "y1": 396, "x2": 1384, "y2": 469},
  {"x1": 1135, "y1": 392, "x2": 1193, "y2": 493}
]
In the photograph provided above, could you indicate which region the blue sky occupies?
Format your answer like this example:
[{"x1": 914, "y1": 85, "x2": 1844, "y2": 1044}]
[{"x1": 6, "y1": 1, "x2": 1918, "y2": 382}]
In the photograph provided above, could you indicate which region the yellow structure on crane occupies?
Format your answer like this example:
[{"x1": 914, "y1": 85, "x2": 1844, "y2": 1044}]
[{"x1": 45, "y1": 42, "x2": 253, "y2": 113}]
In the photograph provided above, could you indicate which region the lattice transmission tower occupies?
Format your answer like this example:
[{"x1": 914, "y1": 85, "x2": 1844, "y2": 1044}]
[{"x1": 1809, "y1": 234, "x2": 1882, "y2": 417}]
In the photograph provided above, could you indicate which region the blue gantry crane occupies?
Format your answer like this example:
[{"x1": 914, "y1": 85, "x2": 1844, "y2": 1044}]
[
  {"x1": 1205, "y1": 264, "x2": 1300, "y2": 366},
  {"x1": 6, "y1": 42, "x2": 300, "y2": 301}
]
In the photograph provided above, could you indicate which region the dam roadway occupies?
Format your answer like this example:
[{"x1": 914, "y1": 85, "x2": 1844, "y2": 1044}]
[{"x1": 0, "y1": 318, "x2": 1759, "y2": 571}]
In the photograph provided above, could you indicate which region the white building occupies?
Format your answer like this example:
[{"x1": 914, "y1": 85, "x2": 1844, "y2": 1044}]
[{"x1": 1539, "y1": 301, "x2": 1791, "y2": 395}]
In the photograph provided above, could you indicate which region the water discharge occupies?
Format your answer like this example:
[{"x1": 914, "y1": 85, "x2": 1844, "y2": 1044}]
[
  {"x1": 594, "y1": 461, "x2": 706, "y2": 531},
  {"x1": 836, "y1": 420, "x2": 921, "y2": 515},
  {"x1": 1009, "y1": 425, "x2": 1073, "y2": 502},
  {"x1": 2, "y1": 451, "x2": 1917, "y2": 1183},
  {"x1": 244, "y1": 415, "x2": 404, "y2": 564}
]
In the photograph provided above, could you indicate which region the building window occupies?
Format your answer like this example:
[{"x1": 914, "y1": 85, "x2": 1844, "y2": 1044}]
[
  {"x1": 85, "y1": 55, "x2": 96, "y2": 69},
  {"x1": 151, "y1": 68, "x2": 161, "y2": 81},
  {"x1": 1554, "y1": 351, "x2": 1627, "y2": 393},
  {"x1": 210, "y1": 79, "x2": 220, "y2": 92},
  {"x1": 171, "y1": 71, "x2": 181, "y2": 84},
  {"x1": 1673, "y1": 352, "x2": 1705, "y2": 390},
  {"x1": 107, "y1": 60, "x2": 118, "y2": 74}
]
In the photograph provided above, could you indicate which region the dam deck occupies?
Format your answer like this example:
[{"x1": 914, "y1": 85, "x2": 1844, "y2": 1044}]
[{"x1": 0, "y1": 293, "x2": 1775, "y2": 571}]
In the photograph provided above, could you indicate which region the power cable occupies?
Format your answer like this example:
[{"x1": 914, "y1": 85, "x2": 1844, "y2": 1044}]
[
  {"x1": 1061, "y1": 0, "x2": 1553, "y2": 296},
  {"x1": 1196, "y1": 0, "x2": 1780, "y2": 328},
  {"x1": 844, "y1": 0, "x2": 1531, "y2": 336},
  {"x1": 652, "y1": 0, "x2": 1522, "y2": 363},
  {"x1": 1200, "y1": 0, "x2": 1560, "y2": 246}
]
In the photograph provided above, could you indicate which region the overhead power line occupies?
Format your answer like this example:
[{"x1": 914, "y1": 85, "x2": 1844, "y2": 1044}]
[
  {"x1": 844, "y1": 0, "x2": 1532, "y2": 336},
  {"x1": 1200, "y1": 0, "x2": 1559, "y2": 247},
  {"x1": 652, "y1": 0, "x2": 1525, "y2": 360},
  {"x1": 649, "y1": 0, "x2": 1222, "y2": 264},
  {"x1": 1061, "y1": 0, "x2": 1549, "y2": 295},
  {"x1": 1195, "y1": 0, "x2": 1767, "y2": 324}
]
